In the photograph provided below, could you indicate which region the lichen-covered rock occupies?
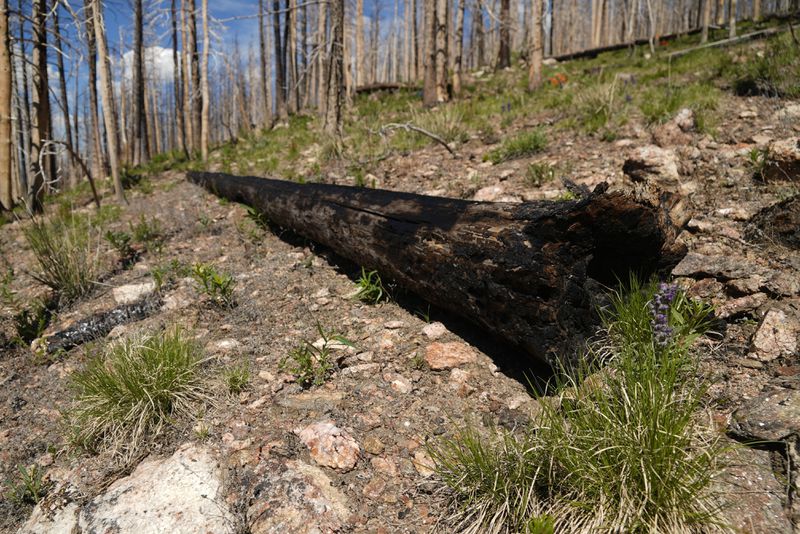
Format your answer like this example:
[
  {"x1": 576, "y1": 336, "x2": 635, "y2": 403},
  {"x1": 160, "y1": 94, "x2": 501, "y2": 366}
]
[
  {"x1": 730, "y1": 388, "x2": 800, "y2": 441},
  {"x1": 748, "y1": 309, "x2": 798, "y2": 362},
  {"x1": 248, "y1": 459, "x2": 351, "y2": 534},
  {"x1": 764, "y1": 138, "x2": 800, "y2": 182}
]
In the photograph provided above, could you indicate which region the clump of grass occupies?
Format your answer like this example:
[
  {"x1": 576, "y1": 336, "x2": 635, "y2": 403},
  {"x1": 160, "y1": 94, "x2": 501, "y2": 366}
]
[
  {"x1": 485, "y1": 129, "x2": 548, "y2": 164},
  {"x1": 747, "y1": 146, "x2": 769, "y2": 181},
  {"x1": 355, "y1": 267, "x2": 387, "y2": 304},
  {"x1": 192, "y1": 263, "x2": 235, "y2": 307},
  {"x1": 280, "y1": 323, "x2": 353, "y2": 388},
  {"x1": 431, "y1": 277, "x2": 723, "y2": 533},
  {"x1": 4, "y1": 464, "x2": 49, "y2": 506},
  {"x1": 23, "y1": 210, "x2": 100, "y2": 302},
  {"x1": 638, "y1": 83, "x2": 720, "y2": 130},
  {"x1": 66, "y1": 327, "x2": 207, "y2": 461},
  {"x1": 413, "y1": 105, "x2": 470, "y2": 145},
  {"x1": 223, "y1": 361, "x2": 251, "y2": 394},
  {"x1": 525, "y1": 162, "x2": 560, "y2": 187}
]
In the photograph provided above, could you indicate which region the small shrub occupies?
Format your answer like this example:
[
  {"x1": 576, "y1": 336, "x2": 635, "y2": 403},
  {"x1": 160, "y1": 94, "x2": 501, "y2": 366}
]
[
  {"x1": 525, "y1": 162, "x2": 559, "y2": 187},
  {"x1": 66, "y1": 327, "x2": 207, "y2": 460},
  {"x1": 150, "y1": 259, "x2": 191, "y2": 292},
  {"x1": 23, "y1": 211, "x2": 100, "y2": 302},
  {"x1": 245, "y1": 206, "x2": 270, "y2": 230},
  {"x1": 192, "y1": 263, "x2": 235, "y2": 307},
  {"x1": 223, "y1": 361, "x2": 251, "y2": 394},
  {"x1": 129, "y1": 214, "x2": 163, "y2": 252},
  {"x1": 4, "y1": 464, "x2": 48, "y2": 506},
  {"x1": 485, "y1": 129, "x2": 548, "y2": 164},
  {"x1": 355, "y1": 267, "x2": 387, "y2": 304},
  {"x1": 280, "y1": 323, "x2": 353, "y2": 388}
]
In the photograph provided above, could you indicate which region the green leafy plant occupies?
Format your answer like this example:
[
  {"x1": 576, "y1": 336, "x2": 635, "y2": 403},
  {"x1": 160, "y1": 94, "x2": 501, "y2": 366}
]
[
  {"x1": 245, "y1": 206, "x2": 270, "y2": 229},
  {"x1": 223, "y1": 361, "x2": 251, "y2": 394},
  {"x1": 66, "y1": 327, "x2": 207, "y2": 461},
  {"x1": 485, "y1": 129, "x2": 548, "y2": 164},
  {"x1": 13, "y1": 300, "x2": 51, "y2": 345},
  {"x1": 23, "y1": 210, "x2": 100, "y2": 302},
  {"x1": 355, "y1": 267, "x2": 387, "y2": 304},
  {"x1": 129, "y1": 214, "x2": 164, "y2": 252},
  {"x1": 4, "y1": 464, "x2": 49, "y2": 506},
  {"x1": 280, "y1": 323, "x2": 354, "y2": 388},
  {"x1": 192, "y1": 263, "x2": 235, "y2": 307},
  {"x1": 747, "y1": 146, "x2": 769, "y2": 181},
  {"x1": 431, "y1": 277, "x2": 723, "y2": 533},
  {"x1": 104, "y1": 229, "x2": 137, "y2": 266},
  {"x1": 150, "y1": 259, "x2": 191, "y2": 292}
]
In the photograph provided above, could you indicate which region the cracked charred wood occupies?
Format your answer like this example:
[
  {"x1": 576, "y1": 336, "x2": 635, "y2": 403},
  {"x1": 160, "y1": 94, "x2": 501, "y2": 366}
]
[
  {"x1": 39, "y1": 296, "x2": 162, "y2": 355},
  {"x1": 188, "y1": 171, "x2": 687, "y2": 367}
]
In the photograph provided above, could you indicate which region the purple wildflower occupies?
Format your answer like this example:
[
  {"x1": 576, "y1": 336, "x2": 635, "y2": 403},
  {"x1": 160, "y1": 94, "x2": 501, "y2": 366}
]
[{"x1": 649, "y1": 282, "x2": 678, "y2": 347}]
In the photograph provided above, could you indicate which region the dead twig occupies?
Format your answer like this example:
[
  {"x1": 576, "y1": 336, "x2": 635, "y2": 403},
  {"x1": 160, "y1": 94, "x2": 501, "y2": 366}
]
[{"x1": 378, "y1": 123, "x2": 457, "y2": 157}]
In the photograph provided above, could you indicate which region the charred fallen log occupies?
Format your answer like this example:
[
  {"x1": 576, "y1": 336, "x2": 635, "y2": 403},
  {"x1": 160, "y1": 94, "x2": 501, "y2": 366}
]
[
  {"x1": 188, "y1": 171, "x2": 687, "y2": 367},
  {"x1": 40, "y1": 296, "x2": 162, "y2": 355}
]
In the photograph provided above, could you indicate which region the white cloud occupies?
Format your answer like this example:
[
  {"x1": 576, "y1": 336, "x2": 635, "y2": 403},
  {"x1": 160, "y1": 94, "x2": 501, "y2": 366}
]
[{"x1": 120, "y1": 46, "x2": 175, "y2": 82}]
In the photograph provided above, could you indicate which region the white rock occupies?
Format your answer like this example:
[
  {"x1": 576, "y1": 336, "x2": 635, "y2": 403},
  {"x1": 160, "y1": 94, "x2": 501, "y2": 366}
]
[
  {"x1": 748, "y1": 309, "x2": 798, "y2": 362},
  {"x1": 78, "y1": 444, "x2": 231, "y2": 534},
  {"x1": 473, "y1": 185, "x2": 505, "y2": 201},
  {"x1": 422, "y1": 321, "x2": 447, "y2": 340},
  {"x1": 623, "y1": 145, "x2": 680, "y2": 183},
  {"x1": 296, "y1": 421, "x2": 360, "y2": 472},
  {"x1": 112, "y1": 281, "x2": 155, "y2": 305}
]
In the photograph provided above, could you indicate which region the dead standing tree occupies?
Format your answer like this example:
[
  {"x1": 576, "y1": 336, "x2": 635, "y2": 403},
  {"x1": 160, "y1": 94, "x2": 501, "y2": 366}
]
[{"x1": 188, "y1": 172, "x2": 687, "y2": 368}]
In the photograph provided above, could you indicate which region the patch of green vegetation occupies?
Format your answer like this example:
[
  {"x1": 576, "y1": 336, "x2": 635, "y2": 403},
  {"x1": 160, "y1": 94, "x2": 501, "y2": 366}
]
[
  {"x1": 13, "y1": 300, "x2": 51, "y2": 346},
  {"x1": 431, "y1": 277, "x2": 722, "y2": 533},
  {"x1": 638, "y1": 83, "x2": 721, "y2": 130},
  {"x1": 23, "y1": 210, "x2": 100, "y2": 303},
  {"x1": 747, "y1": 146, "x2": 769, "y2": 181},
  {"x1": 525, "y1": 162, "x2": 560, "y2": 187},
  {"x1": 733, "y1": 33, "x2": 800, "y2": 98},
  {"x1": 355, "y1": 267, "x2": 387, "y2": 304},
  {"x1": 485, "y1": 129, "x2": 548, "y2": 164},
  {"x1": 280, "y1": 323, "x2": 354, "y2": 388},
  {"x1": 129, "y1": 214, "x2": 164, "y2": 252},
  {"x1": 104, "y1": 230, "x2": 136, "y2": 264},
  {"x1": 4, "y1": 464, "x2": 49, "y2": 506},
  {"x1": 223, "y1": 361, "x2": 251, "y2": 394},
  {"x1": 150, "y1": 259, "x2": 191, "y2": 292},
  {"x1": 192, "y1": 262, "x2": 235, "y2": 307},
  {"x1": 66, "y1": 327, "x2": 207, "y2": 461}
]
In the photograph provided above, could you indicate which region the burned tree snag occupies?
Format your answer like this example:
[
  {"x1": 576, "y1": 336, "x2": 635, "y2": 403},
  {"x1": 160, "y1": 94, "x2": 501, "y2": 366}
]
[{"x1": 188, "y1": 172, "x2": 686, "y2": 367}]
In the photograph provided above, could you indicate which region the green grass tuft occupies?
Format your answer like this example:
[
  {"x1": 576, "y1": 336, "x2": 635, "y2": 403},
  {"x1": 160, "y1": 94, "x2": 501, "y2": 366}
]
[
  {"x1": 486, "y1": 129, "x2": 548, "y2": 164},
  {"x1": 431, "y1": 277, "x2": 724, "y2": 533},
  {"x1": 66, "y1": 327, "x2": 207, "y2": 461},
  {"x1": 23, "y1": 210, "x2": 100, "y2": 303},
  {"x1": 355, "y1": 267, "x2": 387, "y2": 304}
]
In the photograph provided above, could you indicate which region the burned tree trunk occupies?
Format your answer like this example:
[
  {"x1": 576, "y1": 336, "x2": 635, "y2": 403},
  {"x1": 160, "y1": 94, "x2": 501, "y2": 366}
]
[{"x1": 188, "y1": 172, "x2": 686, "y2": 367}]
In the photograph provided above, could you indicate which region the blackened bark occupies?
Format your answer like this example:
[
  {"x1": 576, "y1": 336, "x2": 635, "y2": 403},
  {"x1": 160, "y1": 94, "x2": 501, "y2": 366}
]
[{"x1": 188, "y1": 171, "x2": 686, "y2": 367}]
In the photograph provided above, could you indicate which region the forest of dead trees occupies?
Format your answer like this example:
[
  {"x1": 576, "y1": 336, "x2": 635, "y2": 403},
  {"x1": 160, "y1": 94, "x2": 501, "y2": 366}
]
[{"x1": 0, "y1": 0, "x2": 798, "y2": 214}]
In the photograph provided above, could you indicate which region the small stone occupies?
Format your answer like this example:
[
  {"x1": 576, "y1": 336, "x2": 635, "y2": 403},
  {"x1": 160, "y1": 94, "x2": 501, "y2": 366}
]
[
  {"x1": 112, "y1": 281, "x2": 155, "y2": 305},
  {"x1": 424, "y1": 342, "x2": 477, "y2": 370},
  {"x1": 206, "y1": 338, "x2": 242, "y2": 354},
  {"x1": 726, "y1": 276, "x2": 766, "y2": 296},
  {"x1": 384, "y1": 320, "x2": 405, "y2": 330},
  {"x1": 672, "y1": 252, "x2": 759, "y2": 281},
  {"x1": 296, "y1": 421, "x2": 360, "y2": 472},
  {"x1": 473, "y1": 185, "x2": 505, "y2": 201},
  {"x1": 362, "y1": 435, "x2": 386, "y2": 455},
  {"x1": 385, "y1": 373, "x2": 413, "y2": 394},
  {"x1": 363, "y1": 477, "x2": 386, "y2": 499},
  {"x1": 370, "y1": 457, "x2": 397, "y2": 477},
  {"x1": 421, "y1": 322, "x2": 447, "y2": 340},
  {"x1": 412, "y1": 450, "x2": 436, "y2": 477},
  {"x1": 734, "y1": 358, "x2": 764, "y2": 370},
  {"x1": 748, "y1": 309, "x2": 798, "y2": 361}
]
